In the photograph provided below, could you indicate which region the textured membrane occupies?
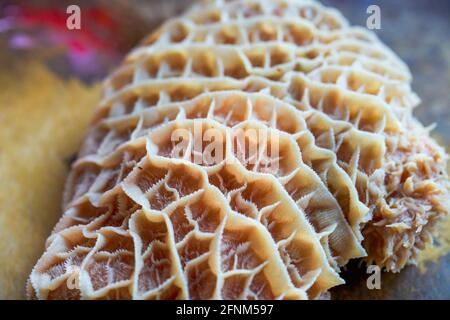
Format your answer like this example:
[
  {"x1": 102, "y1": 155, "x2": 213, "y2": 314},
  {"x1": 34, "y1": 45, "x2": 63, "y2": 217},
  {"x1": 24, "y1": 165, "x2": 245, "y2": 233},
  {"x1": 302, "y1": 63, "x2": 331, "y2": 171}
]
[{"x1": 28, "y1": 0, "x2": 449, "y2": 299}]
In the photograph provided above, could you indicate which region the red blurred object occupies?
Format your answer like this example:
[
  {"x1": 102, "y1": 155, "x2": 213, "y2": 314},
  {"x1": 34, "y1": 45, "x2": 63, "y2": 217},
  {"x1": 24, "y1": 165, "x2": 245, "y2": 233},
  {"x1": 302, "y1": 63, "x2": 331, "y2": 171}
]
[
  {"x1": 12, "y1": 6, "x2": 117, "y2": 52},
  {"x1": 0, "y1": 0, "x2": 192, "y2": 79},
  {"x1": 0, "y1": 2, "x2": 134, "y2": 78}
]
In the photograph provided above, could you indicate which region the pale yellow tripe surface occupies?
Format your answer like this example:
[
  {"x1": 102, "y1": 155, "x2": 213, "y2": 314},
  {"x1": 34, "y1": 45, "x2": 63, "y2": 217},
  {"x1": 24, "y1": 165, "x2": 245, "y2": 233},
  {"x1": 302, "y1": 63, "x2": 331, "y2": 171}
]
[{"x1": 25, "y1": 0, "x2": 450, "y2": 300}]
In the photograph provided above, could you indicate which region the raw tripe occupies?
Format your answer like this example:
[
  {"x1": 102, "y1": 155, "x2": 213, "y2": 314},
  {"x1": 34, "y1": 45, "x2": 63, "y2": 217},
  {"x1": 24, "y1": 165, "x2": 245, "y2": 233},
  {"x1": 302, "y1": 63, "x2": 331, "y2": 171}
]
[{"x1": 27, "y1": 0, "x2": 449, "y2": 300}]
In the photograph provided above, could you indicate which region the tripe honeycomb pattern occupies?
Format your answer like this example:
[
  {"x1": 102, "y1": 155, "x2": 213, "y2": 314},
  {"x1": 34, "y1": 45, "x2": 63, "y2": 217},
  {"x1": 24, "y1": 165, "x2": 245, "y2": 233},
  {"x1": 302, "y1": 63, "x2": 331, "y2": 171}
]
[{"x1": 28, "y1": 0, "x2": 449, "y2": 299}]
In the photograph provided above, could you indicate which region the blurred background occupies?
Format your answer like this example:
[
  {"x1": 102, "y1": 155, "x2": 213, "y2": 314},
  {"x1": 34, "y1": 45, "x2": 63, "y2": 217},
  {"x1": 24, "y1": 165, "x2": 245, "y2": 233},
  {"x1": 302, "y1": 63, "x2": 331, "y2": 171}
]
[{"x1": 0, "y1": 0, "x2": 448, "y2": 299}]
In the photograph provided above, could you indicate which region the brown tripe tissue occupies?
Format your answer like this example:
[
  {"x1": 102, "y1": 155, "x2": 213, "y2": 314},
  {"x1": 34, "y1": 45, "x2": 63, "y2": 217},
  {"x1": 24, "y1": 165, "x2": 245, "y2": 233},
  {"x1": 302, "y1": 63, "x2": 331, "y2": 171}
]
[{"x1": 27, "y1": 0, "x2": 449, "y2": 299}]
